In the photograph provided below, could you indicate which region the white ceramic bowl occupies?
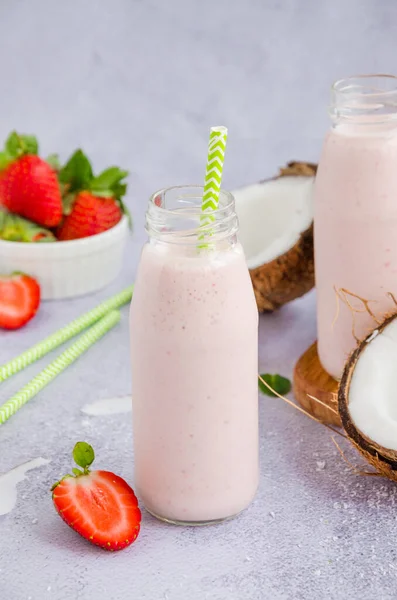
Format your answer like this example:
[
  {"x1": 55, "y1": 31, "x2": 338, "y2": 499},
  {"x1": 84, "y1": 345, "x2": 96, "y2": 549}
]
[{"x1": 0, "y1": 216, "x2": 128, "y2": 300}]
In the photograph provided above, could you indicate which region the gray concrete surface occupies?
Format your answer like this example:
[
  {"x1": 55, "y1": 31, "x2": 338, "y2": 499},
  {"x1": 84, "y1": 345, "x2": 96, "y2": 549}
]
[{"x1": 1, "y1": 0, "x2": 397, "y2": 598}]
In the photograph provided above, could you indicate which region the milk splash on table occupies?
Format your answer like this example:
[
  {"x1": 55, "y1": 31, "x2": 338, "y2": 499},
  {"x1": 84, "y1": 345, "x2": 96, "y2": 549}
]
[
  {"x1": 0, "y1": 457, "x2": 50, "y2": 516},
  {"x1": 81, "y1": 395, "x2": 131, "y2": 416}
]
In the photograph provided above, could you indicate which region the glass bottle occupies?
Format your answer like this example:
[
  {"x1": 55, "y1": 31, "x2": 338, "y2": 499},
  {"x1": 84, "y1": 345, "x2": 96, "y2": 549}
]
[
  {"x1": 315, "y1": 75, "x2": 397, "y2": 379},
  {"x1": 130, "y1": 185, "x2": 259, "y2": 525}
]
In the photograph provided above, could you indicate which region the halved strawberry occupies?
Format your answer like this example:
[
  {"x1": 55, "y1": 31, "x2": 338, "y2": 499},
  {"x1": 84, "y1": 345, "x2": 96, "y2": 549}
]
[
  {"x1": 52, "y1": 442, "x2": 141, "y2": 552},
  {"x1": 0, "y1": 273, "x2": 40, "y2": 330},
  {"x1": 56, "y1": 149, "x2": 130, "y2": 241},
  {"x1": 0, "y1": 132, "x2": 63, "y2": 227}
]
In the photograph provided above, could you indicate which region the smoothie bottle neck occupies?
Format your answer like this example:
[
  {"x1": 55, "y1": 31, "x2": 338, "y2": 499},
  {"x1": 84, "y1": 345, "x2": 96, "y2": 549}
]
[
  {"x1": 146, "y1": 185, "x2": 239, "y2": 251},
  {"x1": 329, "y1": 74, "x2": 397, "y2": 134}
]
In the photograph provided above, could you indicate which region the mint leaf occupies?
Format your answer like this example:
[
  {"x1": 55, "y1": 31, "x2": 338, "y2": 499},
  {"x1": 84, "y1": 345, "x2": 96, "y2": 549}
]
[
  {"x1": 258, "y1": 373, "x2": 291, "y2": 397},
  {"x1": 59, "y1": 149, "x2": 93, "y2": 191},
  {"x1": 90, "y1": 167, "x2": 129, "y2": 192},
  {"x1": 73, "y1": 441, "x2": 95, "y2": 470}
]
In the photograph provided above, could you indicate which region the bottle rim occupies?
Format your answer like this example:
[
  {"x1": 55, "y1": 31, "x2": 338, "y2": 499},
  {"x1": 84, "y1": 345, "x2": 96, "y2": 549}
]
[
  {"x1": 146, "y1": 185, "x2": 239, "y2": 245},
  {"x1": 149, "y1": 185, "x2": 235, "y2": 215},
  {"x1": 329, "y1": 74, "x2": 397, "y2": 124},
  {"x1": 332, "y1": 74, "x2": 397, "y2": 97}
]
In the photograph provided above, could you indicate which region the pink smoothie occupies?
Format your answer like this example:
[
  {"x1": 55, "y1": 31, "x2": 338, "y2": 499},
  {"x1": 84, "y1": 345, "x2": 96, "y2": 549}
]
[
  {"x1": 315, "y1": 124, "x2": 397, "y2": 379},
  {"x1": 130, "y1": 241, "x2": 259, "y2": 523}
]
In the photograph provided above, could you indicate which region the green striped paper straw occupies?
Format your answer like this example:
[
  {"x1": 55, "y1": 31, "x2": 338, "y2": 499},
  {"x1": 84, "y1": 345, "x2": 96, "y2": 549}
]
[
  {"x1": 0, "y1": 285, "x2": 133, "y2": 383},
  {"x1": 199, "y1": 126, "x2": 228, "y2": 245},
  {"x1": 0, "y1": 310, "x2": 120, "y2": 425}
]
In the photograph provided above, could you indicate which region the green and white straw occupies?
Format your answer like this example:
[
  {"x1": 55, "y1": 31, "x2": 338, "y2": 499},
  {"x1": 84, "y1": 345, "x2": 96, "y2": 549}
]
[
  {"x1": 199, "y1": 125, "x2": 228, "y2": 244},
  {"x1": 0, "y1": 310, "x2": 120, "y2": 425},
  {"x1": 0, "y1": 285, "x2": 133, "y2": 383}
]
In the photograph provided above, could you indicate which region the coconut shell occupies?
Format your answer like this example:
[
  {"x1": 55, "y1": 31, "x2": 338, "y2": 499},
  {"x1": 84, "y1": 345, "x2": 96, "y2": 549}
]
[
  {"x1": 278, "y1": 161, "x2": 318, "y2": 178},
  {"x1": 339, "y1": 314, "x2": 397, "y2": 480},
  {"x1": 293, "y1": 342, "x2": 341, "y2": 426},
  {"x1": 251, "y1": 161, "x2": 317, "y2": 312}
]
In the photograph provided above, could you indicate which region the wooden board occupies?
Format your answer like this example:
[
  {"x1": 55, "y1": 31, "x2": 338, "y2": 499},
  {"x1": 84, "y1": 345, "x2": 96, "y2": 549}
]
[{"x1": 293, "y1": 342, "x2": 341, "y2": 426}]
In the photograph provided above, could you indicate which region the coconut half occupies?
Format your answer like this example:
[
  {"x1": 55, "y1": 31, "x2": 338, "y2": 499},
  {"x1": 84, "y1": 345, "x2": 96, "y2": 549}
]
[
  {"x1": 339, "y1": 314, "x2": 397, "y2": 480},
  {"x1": 234, "y1": 162, "x2": 317, "y2": 312}
]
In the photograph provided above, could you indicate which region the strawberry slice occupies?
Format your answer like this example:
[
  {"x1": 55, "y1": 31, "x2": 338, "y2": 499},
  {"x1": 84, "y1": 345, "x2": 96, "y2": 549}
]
[
  {"x1": 0, "y1": 273, "x2": 41, "y2": 330},
  {"x1": 52, "y1": 442, "x2": 141, "y2": 551}
]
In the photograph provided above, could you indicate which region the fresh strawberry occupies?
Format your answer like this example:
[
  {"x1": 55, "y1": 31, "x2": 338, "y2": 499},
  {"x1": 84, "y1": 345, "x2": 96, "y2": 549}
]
[
  {"x1": 0, "y1": 210, "x2": 55, "y2": 243},
  {"x1": 57, "y1": 191, "x2": 123, "y2": 240},
  {"x1": 0, "y1": 132, "x2": 63, "y2": 227},
  {"x1": 52, "y1": 442, "x2": 141, "y2": 552},
  {"x1": 0, "y1": 272, "x2": 41, "y2": 330},
  {"x1": 56, "y1": 149, "x2": 130, "y2": 241}
]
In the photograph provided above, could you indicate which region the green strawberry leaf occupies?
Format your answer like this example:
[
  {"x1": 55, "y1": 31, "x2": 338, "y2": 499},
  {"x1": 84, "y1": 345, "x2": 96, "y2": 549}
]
[
  {"x1": 33, "y1": 235, "x2": 55, "y2": 243},
  {"x1": 0, "y1": 210, "x2": 56, "y2": 242},
  {"x1": 20, "y1": 134, "x2": 38, "y2": 155},
  {"x1": 90, "y1": 167, "x2": 129, "y2": 193},
  {"x1": 59, "y1": 149, "x2": 93, "y2": 192},
  {"x1": 258, "y1": 373, "x2": 291, "y2": 397},
  {"x1": 112, "y1": 182, "x2": 128, "y2": 200},
  {"x1": 5, "y1": 131, "x2": 21, "y2": 156},
  {"x1": 5, "y1": 131, "x2": 38, "y2": 157},
  {"x1": 89, "y1": 189, "x2": 114, "y2": 198},
  {"x1": 0, "y1": 152, "x2": 10, "y2": 170},
  {"x1": 51, "y1": 474, "x2": 73, "y2": 491},
  {"x1": 62, "y1": 193, "x2": 76, "y2": 216},
  {"x1": 46, "y1": 153, "x2": 61, "y2": 171},
  {"x1": 73, "y1": 441, "x2": 95, "y2": 471},
  {"x1": 92, "y1": 185, "x2": 126, "y2": 201},
  {"x1": 119, "y1": 198, "x2": 133, "y2": 228}
]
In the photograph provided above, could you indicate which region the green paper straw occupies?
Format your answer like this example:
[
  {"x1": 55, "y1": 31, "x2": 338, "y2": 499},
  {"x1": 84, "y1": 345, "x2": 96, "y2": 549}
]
[
  {"x1": 199, "y1": 126, "x2": 228, "y2": 245},
  {"x1": 0, "y1": 285, "x2": 133, "y2": 383},
  {"x1": 0, "y1": 310, "x2": 120, "y2": 425}
]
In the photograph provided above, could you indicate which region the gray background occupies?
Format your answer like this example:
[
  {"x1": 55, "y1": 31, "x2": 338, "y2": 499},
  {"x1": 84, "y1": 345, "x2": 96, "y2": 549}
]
[{"x1": 1, "y1": 1, "x2": 397, "y2": 599}]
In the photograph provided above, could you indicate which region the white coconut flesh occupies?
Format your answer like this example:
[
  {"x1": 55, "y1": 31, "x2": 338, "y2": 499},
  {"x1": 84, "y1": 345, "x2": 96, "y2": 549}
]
[
  {"x1": 233, "y1": 175, "x2": 315, "y2": 270},
  {"x1": 348, "y1": 319, "x2": 397, "y2": 450}
]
